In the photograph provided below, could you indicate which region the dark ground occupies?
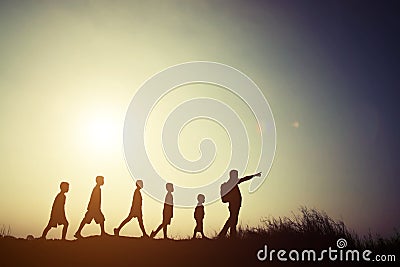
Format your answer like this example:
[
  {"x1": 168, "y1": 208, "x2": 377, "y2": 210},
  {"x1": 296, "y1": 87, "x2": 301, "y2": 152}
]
[
  {"x1": 1, "y1": 236, "x2": 262, "y2": 267},
  {"x1": 1, "y1": 235, "x2": 397, "y2": 267}
]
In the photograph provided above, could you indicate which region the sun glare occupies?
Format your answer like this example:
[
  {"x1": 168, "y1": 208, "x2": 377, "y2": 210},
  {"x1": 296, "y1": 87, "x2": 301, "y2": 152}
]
[
  {"x1": 81, "y1": 113, "x2": 120, "y2": 151},
  {"x1": 89, "y1": 118, "x2": 114, "y2": 143}
]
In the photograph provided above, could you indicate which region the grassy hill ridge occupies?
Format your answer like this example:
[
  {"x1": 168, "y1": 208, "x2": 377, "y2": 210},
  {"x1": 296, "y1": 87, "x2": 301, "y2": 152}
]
[{"x1": 1, "y1": 208, "x2": 398, "y2": 266}]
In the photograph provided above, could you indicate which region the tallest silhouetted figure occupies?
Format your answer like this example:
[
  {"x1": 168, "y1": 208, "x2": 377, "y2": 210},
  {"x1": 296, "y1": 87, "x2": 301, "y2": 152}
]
[
  {"x1": 74, "y1": 176, "x2": 109, "y2": 238},
  {"x1": 218, "y1": 170, "x2": 261, "y2": 238}
]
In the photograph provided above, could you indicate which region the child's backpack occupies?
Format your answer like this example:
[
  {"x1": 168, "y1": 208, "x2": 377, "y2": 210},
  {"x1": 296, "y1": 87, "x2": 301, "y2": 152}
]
[{"x1": 220, "y1": 182, "x2": 230, "y2": 203}]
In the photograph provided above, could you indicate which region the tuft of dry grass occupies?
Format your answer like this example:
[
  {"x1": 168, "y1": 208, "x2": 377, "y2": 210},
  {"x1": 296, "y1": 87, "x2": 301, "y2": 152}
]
[
  {"x1": 235, "y1": 207, "x2": 399, "y2": 251},
  {"x1": 0, "y1": 224, "x2": 11, "y2": 238}
]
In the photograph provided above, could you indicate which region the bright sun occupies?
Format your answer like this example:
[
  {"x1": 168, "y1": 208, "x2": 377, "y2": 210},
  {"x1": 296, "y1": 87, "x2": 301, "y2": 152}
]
[
  {"x1": 81, "y1": 112, "x2": 120, "y2": 151},
  {"x1": 89, "y1": 118, "x2": 116, "y2": 144}
]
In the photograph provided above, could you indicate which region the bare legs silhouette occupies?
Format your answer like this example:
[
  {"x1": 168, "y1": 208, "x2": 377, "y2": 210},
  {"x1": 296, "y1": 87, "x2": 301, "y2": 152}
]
[
  {"x1": 42, "y1": 222, "x2": 69, "y2": 240},
  {"x1": 151, "y1": 223, "x2": 169, "y2": 239},
  {"x1": 75, "y1": 218, "x2": 107, "y2": 238},
  {"x1": 150, "y1": 183, "x2": 174, "y2": 239},
  {"x1": 74, "y1": 176, "x2": 108, "y2": 238},
  {"x1": 114, "y1": 180, "x2": 148, "y2": 237},
  {"x1": 115, "y1": 214, "x2": 147, "y2": 237}
]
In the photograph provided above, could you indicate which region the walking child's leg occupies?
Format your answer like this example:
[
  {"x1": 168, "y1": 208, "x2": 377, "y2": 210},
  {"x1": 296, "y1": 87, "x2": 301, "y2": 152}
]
[
  {"x1": 201, "y1": 230, "x2": 206, "y2": 238},
  {"x1": 41, "y1": 223, "x2": 52, "y2": 239},
  {"x1": 150, "y1": 223, "x2": 163, "y2": 238},
  {"x1": 162, "y1": 224, "x2": 168, "y2": 238},
  {"x1": 154, "y1": 223, "x2": 163, "y2": 235},
  {"x1": 137, "y1": 216, "x2": 148, "y2": 236},
  {"x1": 100, "y1": 221, "x2": 106, "y2": 235},
  {"x1": 199, "y1": 222, "x2": 206, "y2": 238},
  {"x1": 200, "y1": 224, "x2": 206, "y2": 238},
  {"x1": 117, "y1": 216, "x2": 132, "y2": 231},
  {"x1": 62, "y1": 222, "x2": 69, "y2": 240},
  {"x1": 193, "y1": 229, "x2": 197, "y2": 239},
  {"x1": 75, "y1": 219, "x2": 86, "y2": 237}
]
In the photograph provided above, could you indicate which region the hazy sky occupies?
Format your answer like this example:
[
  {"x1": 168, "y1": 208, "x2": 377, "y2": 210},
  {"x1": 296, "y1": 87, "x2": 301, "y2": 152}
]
[{"x1": 0, "y1": 0, "x2": 399, "y2": 239}]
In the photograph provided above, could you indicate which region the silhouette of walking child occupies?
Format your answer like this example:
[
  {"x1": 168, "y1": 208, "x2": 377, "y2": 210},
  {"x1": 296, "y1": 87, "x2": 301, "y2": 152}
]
[
  {"x1": 41, "y1": 182, "x2": 69, "y2": 240},
  {"x1": 114, "y1": 180, "x2": 148, "y2": 237},
  {"x1": 192, "y1": 194, "x2": 207, "y2": 239},
  {"x1": 150, "y1": 183, "x2": 174, "y2": 239},
  {"x1": 74, "y1": 176, "x2": 108, "y2": 238},
  {"x1": 218, "y1": 170, "x2": 261, "y2": 238}
]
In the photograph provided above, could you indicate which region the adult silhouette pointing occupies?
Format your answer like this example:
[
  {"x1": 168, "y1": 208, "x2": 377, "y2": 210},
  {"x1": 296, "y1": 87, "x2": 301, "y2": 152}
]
[{"x1": 218, "y1": 170, "x2": 261, "y2": 238}]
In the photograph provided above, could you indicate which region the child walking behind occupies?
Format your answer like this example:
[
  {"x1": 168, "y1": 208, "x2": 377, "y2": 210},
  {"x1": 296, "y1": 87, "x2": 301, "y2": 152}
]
[
  {"x1": 41, "y1": 182, "x2": 69, "y2": 240},
  {"x1": 150, "y1": 183, "x2": 174, "y2": 239},
  {"x1": 114, "y1": 180, "x2": 148, "y2": 237},
  {"x1": 193, "y1": 194, "x2": 207, "y2": 239}
]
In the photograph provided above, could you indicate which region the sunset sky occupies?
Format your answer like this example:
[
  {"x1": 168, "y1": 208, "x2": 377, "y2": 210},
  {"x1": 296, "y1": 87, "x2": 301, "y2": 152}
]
[{"x1": 0, "y1": 0, "x2": 399, "y2": 240}]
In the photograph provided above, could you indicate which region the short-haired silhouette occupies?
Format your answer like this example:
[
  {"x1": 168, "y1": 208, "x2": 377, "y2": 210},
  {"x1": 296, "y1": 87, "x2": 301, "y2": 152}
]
[
  {"x1": 150, "y1": 183, "x2": 174, "y2": 239},
  {"x1": 218, "y1": 170, "x2": 261, "y2": 238},
  {"x1": 41, "y1": 182, "x2": 69, "y2": 240},
  {"x1": 114, "y1": 180, "x2": 148, "y2": 237},
  {"x1": 74, "y1": 176, "x2": 108, "y2": 238},
  {"x1": 193, "y1": 194, "x2": 207, "y2": 239}
]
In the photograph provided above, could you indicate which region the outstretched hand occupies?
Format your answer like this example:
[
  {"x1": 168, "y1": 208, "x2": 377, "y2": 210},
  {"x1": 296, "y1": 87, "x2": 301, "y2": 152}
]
[{"x1": 254, "y1": 172, "x2": 262, "y2": 177}]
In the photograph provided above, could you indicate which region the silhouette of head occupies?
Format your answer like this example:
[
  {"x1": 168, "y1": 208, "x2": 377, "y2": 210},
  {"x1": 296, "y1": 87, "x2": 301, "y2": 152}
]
[
  {"x1": 96, "y1": 175, "x2": 104, "y2": 186},
  {"x1": 136, "y1": 180, "x2": 143, "y2": 189},
  {"x1": 229, "y1": 169, "x2": 239, "y2": 181},
  {"x1": 60, "y1": 182, "x2": 69, "y2": 193},
  {"x1": 197, "y1": 194, "x2": 205, "y2": 204},
  {"x1": 166, "y1": 183, "x2": 174, "y2": 192}
]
